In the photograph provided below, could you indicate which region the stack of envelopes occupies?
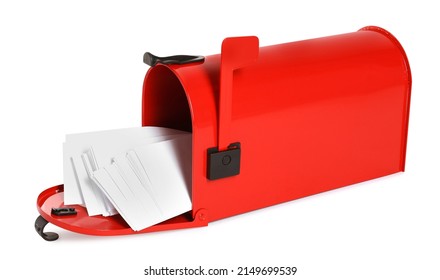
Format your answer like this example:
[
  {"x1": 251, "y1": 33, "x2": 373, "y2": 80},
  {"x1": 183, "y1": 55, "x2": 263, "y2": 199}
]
[{"x1": 63, "y1": 126, "x2": 192, "y2": 231}]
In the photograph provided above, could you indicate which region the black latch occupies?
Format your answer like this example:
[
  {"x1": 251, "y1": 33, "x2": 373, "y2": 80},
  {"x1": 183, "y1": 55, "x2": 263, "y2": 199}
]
[
  {"x1": 207, "y1": 142, "x2": 241, "y2": 180},
  {"x1": 51, "y1": 207, "x2": 77, "y2": 216}
]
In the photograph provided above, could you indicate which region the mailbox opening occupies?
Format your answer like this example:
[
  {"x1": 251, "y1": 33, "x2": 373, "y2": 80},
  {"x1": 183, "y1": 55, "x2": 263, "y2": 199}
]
[{"x1": 142, "y1": 65, "x2": 195, "y2": 226}]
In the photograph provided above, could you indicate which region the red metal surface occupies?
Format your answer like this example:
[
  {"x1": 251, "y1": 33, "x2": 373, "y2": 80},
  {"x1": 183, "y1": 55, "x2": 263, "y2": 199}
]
[
  {"x1": 37, "y1": 26, "x2": 411, "y2": 236},
  {"x1": 142, "y1": 26, "x2": 411, "y2": 223}
]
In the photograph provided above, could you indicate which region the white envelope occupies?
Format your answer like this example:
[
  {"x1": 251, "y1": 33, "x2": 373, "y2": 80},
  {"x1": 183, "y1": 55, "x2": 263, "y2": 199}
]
[
  {"x1": 63, "y1": 126, "x2": 188, "y2": 215},
  {"x1": 92, "y1": 135, "x2": 192, "y2": 231}
]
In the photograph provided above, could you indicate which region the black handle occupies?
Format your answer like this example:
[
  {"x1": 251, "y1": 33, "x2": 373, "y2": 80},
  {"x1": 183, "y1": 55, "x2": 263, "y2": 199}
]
[
  {"x1": 35, "y1": 215, "x2": 59, "y2": 241},
  {"x1": 143, "y1": 52, "x2": 205, "y2": 67}
]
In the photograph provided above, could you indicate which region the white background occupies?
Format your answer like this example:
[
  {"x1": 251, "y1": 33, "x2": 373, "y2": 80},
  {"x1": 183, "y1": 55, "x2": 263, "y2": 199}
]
[{"x1": 1, "y1": 1, "x2": 439, "y2": 279}]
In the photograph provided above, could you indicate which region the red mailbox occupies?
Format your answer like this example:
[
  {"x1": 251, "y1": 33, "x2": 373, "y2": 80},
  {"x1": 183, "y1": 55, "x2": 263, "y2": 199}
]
[{"x1": 35, "y1": 26, "x2": 411, "y2": 240}]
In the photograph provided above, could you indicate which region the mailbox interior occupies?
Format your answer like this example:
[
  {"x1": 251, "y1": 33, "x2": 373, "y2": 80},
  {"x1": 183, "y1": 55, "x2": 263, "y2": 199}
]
[{"x1": 142, "y1": 65, "x2": 193, "y2": 133}]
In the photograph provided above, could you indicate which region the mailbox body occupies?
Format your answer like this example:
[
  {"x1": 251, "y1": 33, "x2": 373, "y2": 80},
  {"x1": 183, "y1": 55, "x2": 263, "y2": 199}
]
[
  {"x1": 36, "y1": 26, "x2": 411, "y2": 236},
  {"x1": 142, "y1": 26, "x2": 411, "y2": 224}
]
